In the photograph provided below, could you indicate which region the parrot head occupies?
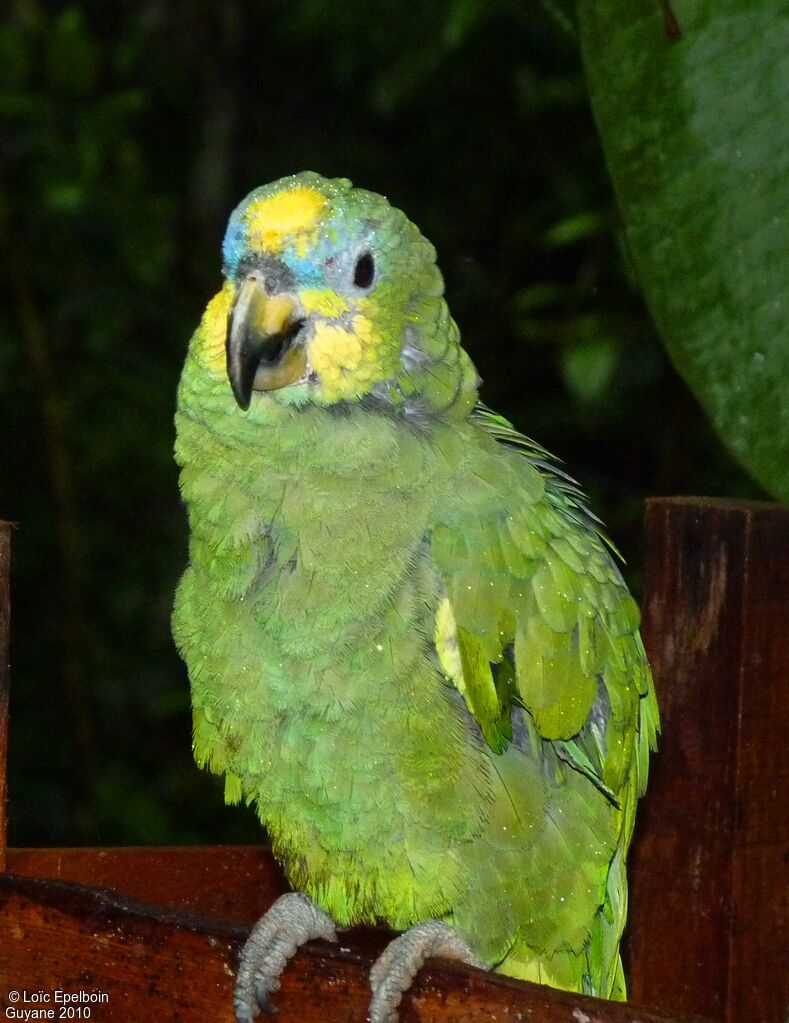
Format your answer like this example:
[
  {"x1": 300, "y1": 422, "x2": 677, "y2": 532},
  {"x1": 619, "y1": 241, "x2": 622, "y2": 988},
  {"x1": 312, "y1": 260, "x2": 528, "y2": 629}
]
[{"x1": 192, "y1": 172, "x2": 475, "y2": 417}]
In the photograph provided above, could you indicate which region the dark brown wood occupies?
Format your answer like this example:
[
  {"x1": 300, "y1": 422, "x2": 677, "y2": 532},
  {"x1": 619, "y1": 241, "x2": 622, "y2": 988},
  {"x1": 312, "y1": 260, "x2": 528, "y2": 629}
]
[
  {"x1": 0, "y1": 872, "x2": 712, "y2": 1023},
  {"x1": 6, "y1": 845, "x2": 288, "y2": 923},
  {"x1": 627, "y1": 497, "x2": 789, "y2": 1023},
  {"x1": 0, "y1": 522, "x2": 11, "y2": 871}
]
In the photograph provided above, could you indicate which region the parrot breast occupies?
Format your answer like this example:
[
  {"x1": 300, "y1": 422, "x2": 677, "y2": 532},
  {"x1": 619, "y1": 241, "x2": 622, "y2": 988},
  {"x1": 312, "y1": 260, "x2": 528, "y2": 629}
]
[{"x1": 174, "y1": 396, "x2": 496, "y2": 927}]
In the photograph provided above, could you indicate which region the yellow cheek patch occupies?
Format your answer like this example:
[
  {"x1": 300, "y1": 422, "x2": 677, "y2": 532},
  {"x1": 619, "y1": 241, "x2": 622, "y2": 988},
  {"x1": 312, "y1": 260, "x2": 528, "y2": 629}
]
[
  {"x1": 299, "y1": 288, "x2": 349, "y2": 318},
  {"x1": 196, "y1": 282, "x2": 234, "y2": 374},
  {"x1": 310, "y1": 322, "x2": 362, "y2": 379},
  {"x1": 244, "y1": 187, "x2": 326, "y2": 256},
  {"x1": 309, "y1": 314, "x2": 380, "y2": 400}
]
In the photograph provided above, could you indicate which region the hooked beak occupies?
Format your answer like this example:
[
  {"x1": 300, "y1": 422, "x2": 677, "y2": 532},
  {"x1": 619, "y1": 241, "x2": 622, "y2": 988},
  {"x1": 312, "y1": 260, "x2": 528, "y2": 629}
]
[{"x1": 225, "y1": 276, "x2": 307, "y2": 409}]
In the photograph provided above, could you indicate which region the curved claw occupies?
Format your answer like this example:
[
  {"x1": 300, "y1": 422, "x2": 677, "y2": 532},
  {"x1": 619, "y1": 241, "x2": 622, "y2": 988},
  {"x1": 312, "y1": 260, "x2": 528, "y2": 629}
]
[
  {"x1": 253, "y1": 984, "x2": 279, "y2": 1015},
  {"x1": 369, "y1": 920, "x2": 485, "y2": 1023},
  {"x1": 234, "y1": 892, "x2": 338, "y2": 1023}
]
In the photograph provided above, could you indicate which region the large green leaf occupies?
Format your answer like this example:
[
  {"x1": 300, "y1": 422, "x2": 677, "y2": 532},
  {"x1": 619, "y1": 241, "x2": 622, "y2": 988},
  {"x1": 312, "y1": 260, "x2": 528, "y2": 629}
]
[{"x1": 577, "y1": 0, "x2": 789, "y2": 500}]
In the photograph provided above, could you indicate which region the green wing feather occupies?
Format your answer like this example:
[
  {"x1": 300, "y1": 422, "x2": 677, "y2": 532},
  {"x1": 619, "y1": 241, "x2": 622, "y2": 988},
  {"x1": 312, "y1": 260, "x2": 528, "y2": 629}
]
[{"x1": 432, "y1": 403, "x2": 659, "y2": 996}]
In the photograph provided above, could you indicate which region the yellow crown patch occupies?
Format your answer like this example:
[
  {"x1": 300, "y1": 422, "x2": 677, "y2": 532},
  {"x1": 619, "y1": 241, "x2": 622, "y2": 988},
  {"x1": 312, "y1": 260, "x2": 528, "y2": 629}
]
[{"x1": 244, "y1": 186, "x2": 326, "y2": 256}]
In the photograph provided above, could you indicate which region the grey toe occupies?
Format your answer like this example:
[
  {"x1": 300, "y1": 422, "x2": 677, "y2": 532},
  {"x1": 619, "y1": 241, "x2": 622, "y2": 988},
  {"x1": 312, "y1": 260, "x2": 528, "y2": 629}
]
[{"x1": 234, "y1": 892, "x2": 338, "y2": 1023}]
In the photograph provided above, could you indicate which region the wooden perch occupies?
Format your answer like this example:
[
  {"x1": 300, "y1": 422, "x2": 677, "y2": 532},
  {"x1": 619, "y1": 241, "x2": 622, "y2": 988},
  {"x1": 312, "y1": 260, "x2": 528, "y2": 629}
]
[
  {"x1": 0, "y1": 869, "x2": 709, "y2": 1023},
  {"x1": 1, "y1": 500, "x2": 788, "y2": 1022}
]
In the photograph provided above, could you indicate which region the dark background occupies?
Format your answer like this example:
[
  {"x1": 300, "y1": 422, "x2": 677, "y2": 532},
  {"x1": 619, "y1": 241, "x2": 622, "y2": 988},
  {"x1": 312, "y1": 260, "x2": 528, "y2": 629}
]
[{"x1": 0, "y1": 1, "x2": 760, "y2": 847}]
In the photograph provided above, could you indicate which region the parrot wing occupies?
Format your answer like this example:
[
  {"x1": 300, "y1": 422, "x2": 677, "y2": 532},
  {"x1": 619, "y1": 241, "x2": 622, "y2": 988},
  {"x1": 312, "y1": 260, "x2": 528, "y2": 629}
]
[
  {"x1": 431, "y1": 404, "x2": 659, "y2": 994},
  {"x1": 432, "y1": 402, "x2": 658, "y2": 810}
]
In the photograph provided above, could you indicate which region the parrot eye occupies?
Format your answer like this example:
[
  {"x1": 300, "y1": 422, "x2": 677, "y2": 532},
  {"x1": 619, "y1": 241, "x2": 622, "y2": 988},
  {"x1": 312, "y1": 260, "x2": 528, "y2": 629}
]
[{"x1": 353, "y1": 251, "x2": 375, "y2": 289}]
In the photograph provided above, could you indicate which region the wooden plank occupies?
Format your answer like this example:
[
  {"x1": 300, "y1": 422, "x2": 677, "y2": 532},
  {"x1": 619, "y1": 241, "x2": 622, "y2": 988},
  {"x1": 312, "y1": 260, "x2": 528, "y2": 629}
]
[
  {"x1": 726, "y1": 504, "x2": 789, "y2": 1023},
  {"x1": 0, "y1": 872, "x2": 713, "y2": 1023},
  {"x1": 627, "y1": 497, "x2": 789, "y2": 1023},
  {"x1": 0, "y1": 522, "x2": 11, "y2": 871},
  {"x1": 6, "y1": 845, "x2": 288, "y2": 924}
]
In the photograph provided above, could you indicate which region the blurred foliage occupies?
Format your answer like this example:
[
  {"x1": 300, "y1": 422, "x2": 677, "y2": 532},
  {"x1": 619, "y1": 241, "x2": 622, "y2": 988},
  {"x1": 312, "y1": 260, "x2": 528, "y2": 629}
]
[
  {"x1": 580, "y1": 0, "x2": 789, "y2": 501},
  {"x1": 0, "y1": 0, "x2": 760, "y2": 846}
]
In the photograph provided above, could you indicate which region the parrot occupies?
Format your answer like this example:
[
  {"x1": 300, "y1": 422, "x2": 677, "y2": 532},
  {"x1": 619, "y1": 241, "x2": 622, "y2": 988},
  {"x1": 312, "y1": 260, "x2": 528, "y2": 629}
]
[{"x1": 172, "y1": 171, "x2": 659, "y2": 1023}]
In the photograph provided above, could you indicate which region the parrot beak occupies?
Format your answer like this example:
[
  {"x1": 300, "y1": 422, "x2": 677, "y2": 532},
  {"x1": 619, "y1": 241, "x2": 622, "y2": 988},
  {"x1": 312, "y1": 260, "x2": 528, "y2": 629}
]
[{"x1": 226, "y1": 276, "x2": 307, "y2": 409}]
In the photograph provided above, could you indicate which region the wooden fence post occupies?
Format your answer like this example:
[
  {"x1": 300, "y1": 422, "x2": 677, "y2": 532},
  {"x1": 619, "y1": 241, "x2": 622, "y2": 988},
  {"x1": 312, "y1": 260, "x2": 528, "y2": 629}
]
[{"x1": 626, "y1": 497, "x2": 789, "y2": 1023}]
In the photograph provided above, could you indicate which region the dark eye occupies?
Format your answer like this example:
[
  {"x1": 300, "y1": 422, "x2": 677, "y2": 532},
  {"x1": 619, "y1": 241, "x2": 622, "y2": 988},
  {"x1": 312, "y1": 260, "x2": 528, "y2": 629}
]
[{"x1": 353, "y1": 251, "x2": 375, "y2": 288}]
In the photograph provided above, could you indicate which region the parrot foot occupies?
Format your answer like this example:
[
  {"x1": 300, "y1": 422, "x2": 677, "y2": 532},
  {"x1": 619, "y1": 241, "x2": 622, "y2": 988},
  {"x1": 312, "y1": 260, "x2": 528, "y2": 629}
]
[
  {"x1": 234, "y1": 892, "x2": 338, "y2": 1023},
  {"x1": 368, "y1": 920, "x2": 485, "y2": 1023}
]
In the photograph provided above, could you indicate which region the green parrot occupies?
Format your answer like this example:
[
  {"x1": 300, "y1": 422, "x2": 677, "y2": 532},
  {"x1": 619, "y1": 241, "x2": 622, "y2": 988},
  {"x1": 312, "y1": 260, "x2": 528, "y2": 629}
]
[{"x1": 172, "y1": 172, "x2": 658, "y2": 1023}]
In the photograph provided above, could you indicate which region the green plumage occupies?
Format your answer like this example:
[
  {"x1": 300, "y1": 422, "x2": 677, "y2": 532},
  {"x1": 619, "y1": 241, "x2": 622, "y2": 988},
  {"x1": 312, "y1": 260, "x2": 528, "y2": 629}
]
[{"x1": 173, "y1": 172, "x2": 658, "y2": 998}]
